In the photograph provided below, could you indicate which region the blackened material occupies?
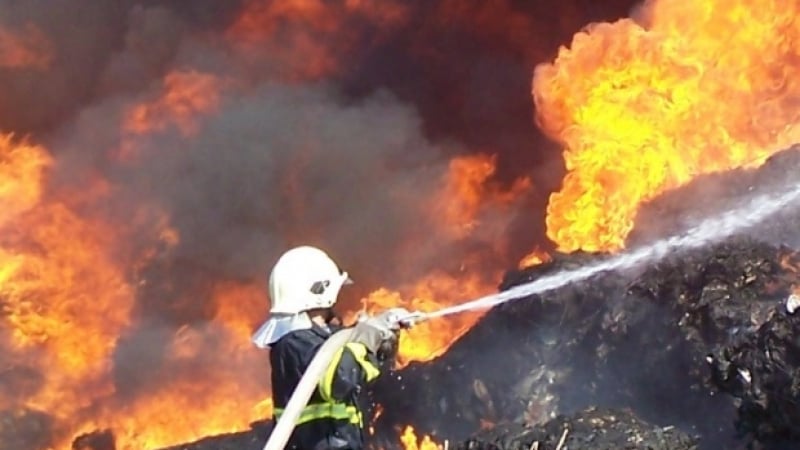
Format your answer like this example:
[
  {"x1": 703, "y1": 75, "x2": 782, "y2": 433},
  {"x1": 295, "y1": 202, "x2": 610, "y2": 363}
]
[
  {"x1": 72, "y1": 429, "x2": 115, "y2": 450},
  {"x1": 370, "y1": 238, "x2": 797, "y2": 450},
  {"x1": 707, "y1": 298, "x2": 800, "y2": 443},
  {"x1": 457, "y1": 408, "x2": 698, "y2": 450},
  {"x1": 159, "y1": 422, "x2": 271, "y2": 450}
]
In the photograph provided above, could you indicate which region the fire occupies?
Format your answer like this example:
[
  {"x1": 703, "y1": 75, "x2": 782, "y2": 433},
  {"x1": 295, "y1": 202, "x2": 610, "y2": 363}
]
[
  {"x1": 0, "y1": 134, "x2": 50, "y2": 223},
  {"x1": 533, "y1": 0, "x2": 800, "y2": 253},
  {"x1": 209, "y1": 281, "x2": 274, "y2": 419},
  {"x1": 0, "y1": 134, "x2": 135, "y2": 446},
  {"x1": 518, "y1": 247, "x2": 551, "y2": 269},
  {"x1": 0, "y1": 23, "x2": 53, "y2": 69},
  {"x1": 226, "y1": 0, "x2": 407, "y2": 81},
  {"x1": 435, "y1": 154, "x2": 532, "y2": 240},
  {"x1": 400, "y1": 425, "x2": 443, "y2": 450},
  {"x1": 360, "y1": 154, "x2": 531, "y2": 367},
  {"x1": 123, "y1": 70, "x2": 224, "y2": 137},
  {"x1": 362, "y1": 271, "x2": 493, "y2": 367},
  {"x1": 0, "y1": 131, "x2": 271, "y2": 450},
  {"x1": 69, "y1": 281, "x2": 273, "y2": 449}
]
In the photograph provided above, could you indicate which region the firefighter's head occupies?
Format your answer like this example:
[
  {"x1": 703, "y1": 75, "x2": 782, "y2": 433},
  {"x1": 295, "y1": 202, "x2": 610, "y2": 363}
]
[{"x1": 267, "y1": 245, "x2": 352, "y2": 316}]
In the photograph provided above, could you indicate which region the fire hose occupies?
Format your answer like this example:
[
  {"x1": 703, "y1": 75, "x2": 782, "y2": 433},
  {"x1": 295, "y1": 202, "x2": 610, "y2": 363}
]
[{"x1": 262, "y1": 310, "x2": 430, "y2": 450}]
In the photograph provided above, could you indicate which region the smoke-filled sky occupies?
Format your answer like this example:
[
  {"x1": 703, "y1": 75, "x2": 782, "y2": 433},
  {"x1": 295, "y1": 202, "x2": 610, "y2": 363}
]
[
  {"x1": 0, "y1": 1, "x2": 654, "y2": 448},
  {"x1": 4, "y1": 0, "x2": 640, "y2": 305},
  {"x1": 7, "y1": 0, "x2": 800, "y2": 448}
]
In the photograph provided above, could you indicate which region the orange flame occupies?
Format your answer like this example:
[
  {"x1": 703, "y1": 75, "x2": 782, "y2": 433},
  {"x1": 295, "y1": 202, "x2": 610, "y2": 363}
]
[
  {"x1": 434, "y1": 154, "x2": 531, "y2": 240},
  {"x1": 356, "y1": 153, "x2": 529, "y2": 367},
  {"x1": 0, "y1": 134, "x2": 134, "y2": 446},
  {"x1": 70, "y1": 281, "x2": 272, "y2": 449},
  {"x1": 518, "y1": 247, "x2": 551, "y2": 269},
  {"x1": 400, "y1": 425, "x2": 443, "y2": 450},
  {"x1": 362, "y1": 271, "x2": 493, "y2": 367},
  {"x1": 0, "y1": 132, "x2": 274, "y2": 450},
  {"x1": 0, "y1": 134, "x2": 50, "y2": 223},
  {"x1": 226, "y1": 0, "x2": 407, "y2": 81},
  {"x1": 0, "y1": 23, "x2": 53, "y2": 69},
  {"x1": 533, "y1": 0, "x2": 800, "y2": 253},
  {"x1": 117, "y1": 70, "x2": 226, "y2": 163},
  {"x1": 123, "y1": 70, "x2": 224, "y2": 137}
]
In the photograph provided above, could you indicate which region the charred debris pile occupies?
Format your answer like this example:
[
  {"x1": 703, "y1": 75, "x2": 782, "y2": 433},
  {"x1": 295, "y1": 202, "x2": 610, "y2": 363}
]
[
  {"x1": 147, "y1": 149, "x2": 800, "y2": 450},
  {"x1": 368, "y1": 237, "x2": 800, "y2": 450}
]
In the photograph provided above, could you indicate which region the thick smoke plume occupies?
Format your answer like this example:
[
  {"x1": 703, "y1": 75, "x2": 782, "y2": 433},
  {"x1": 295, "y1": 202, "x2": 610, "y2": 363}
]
[{"x1": 0, "y1": 1, "x2": 645, "y2": 448}]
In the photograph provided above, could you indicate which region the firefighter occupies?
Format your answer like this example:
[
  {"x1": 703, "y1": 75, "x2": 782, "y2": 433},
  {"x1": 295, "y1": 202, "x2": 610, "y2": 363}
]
[{"x1": 252, "y1": 245, "x2": 408, "y2": 450}]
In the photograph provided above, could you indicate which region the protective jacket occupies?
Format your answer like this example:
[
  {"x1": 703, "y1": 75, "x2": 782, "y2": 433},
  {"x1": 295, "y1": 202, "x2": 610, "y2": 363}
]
[{"x1": 270, "y1": 322, "x2": 382, "y2": 450}]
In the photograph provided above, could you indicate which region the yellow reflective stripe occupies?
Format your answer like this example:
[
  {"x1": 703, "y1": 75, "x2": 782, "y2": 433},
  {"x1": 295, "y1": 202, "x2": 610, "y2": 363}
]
[
  {"x1": 274, "y1": 403, "x2": 361, "y2": 425},
  {"x1": 317, "y1": 342, "x2": 381, "y2": 402},
  {"x1": 318, "y1": 346, "x2": 346, "y2": 402},
  {"x1": 345, "y1": 342, "x2": 380, "y2": 382}
]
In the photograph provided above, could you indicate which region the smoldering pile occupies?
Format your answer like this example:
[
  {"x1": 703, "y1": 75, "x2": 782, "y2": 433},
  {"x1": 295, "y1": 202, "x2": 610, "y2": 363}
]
[
  {"x1": 367, "y1": 151, "x2": 800, "y2": 450},
  {"x1": 366, "y1": 237, "x2": 797, "y2": 450}
]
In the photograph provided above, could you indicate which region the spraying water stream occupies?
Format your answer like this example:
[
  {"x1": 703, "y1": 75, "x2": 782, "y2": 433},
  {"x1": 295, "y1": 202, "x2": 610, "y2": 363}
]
[{"x1": 424, "y1": 180, "x2": 800, "y2": 320}]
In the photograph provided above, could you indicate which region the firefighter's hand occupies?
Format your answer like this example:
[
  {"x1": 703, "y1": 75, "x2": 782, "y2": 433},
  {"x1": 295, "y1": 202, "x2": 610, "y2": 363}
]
[
  {"x1": 374, "y1": 308, "x2": 412, "y2": 331},
  {"x1": 350, "y1": 316, "x2": 396, "y2": 354}
]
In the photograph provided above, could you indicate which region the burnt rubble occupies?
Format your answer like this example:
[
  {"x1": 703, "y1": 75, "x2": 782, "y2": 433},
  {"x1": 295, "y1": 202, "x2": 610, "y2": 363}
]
[
  {"x1": 367, "y1": 148, "x2": 800, "y2": 450},
  {"x1": 457, "y1": 407, "x2": 698, "y2": 450},
  {"x1": 367, "y1": 237, "x2": 800, "y2": 450},
  {"x1": 151, "y1": 148, "x2": 800, "y2": 450},
  {"x1": 72, "y1": 429, "x2": 115, "y2": 450}
]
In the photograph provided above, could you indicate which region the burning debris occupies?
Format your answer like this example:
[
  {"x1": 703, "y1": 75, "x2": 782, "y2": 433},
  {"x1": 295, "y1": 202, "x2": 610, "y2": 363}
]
[
  {"x1": 365, "y1": 235, "x2": 800, "y2": 449},
  {"x1": 2, "y1": 0, "x2": 800, "y2": 449}
]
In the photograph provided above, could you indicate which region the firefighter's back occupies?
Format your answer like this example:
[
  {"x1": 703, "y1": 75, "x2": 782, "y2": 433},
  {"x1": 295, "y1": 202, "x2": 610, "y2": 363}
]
[{"x1": 270, "y1": 326, "x2": 365, "y2": 450}]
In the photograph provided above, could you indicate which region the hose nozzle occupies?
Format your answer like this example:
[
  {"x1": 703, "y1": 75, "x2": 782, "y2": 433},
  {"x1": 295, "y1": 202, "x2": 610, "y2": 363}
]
[
  {"x1": 359, "y1": 308, "x2": 431, "y2": 330},
  {"x1": 395, "y1": 310, "x2": 429, "y2": 329}
]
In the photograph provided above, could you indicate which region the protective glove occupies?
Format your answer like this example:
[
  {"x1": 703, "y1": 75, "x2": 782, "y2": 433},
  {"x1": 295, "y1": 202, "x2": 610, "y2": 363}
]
[
  {"x1": 349, "y1": 308, "x2": 411, "y2": 354},
  {"x1": 349, "y1": 317, "x2": 394, "y2": 354},
  {"x1": 376, "y1": 308, "x2": 413, "y2": 330}
]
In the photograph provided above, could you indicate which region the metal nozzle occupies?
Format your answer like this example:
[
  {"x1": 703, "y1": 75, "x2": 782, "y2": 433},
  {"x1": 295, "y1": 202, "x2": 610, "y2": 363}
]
[{"x1": 396, "y1": 311, "x2": 429, "y2": 328}]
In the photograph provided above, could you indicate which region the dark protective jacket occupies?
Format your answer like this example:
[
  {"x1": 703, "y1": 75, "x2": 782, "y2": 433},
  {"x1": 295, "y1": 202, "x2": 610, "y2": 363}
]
[{"x1": 269, "y1": 323, "x2": 382, "y2": 450}]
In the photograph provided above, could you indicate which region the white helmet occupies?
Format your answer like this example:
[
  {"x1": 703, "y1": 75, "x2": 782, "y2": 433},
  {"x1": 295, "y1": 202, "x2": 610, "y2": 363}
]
[{"x1": 267, "y1": 245, "x2": 352, "y2": 314}]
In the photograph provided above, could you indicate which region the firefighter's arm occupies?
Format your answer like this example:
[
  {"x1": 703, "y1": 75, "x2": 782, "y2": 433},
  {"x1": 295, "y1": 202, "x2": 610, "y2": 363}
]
[
  {"x1": 317, "y1": 312, "x2": 403, "y2": 401},
  {"x1": 317, "y1": 341, "x2": 382, "y2": 402}
]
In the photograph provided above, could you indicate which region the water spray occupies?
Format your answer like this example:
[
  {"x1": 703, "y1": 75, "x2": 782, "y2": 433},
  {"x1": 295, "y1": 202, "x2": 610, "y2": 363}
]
[
  {"x1": 265, "y1": 178, "x2": 800, "y2": 449},
  {"x1": 402, "y1": 180, "x2": 800, "y2": 324}
]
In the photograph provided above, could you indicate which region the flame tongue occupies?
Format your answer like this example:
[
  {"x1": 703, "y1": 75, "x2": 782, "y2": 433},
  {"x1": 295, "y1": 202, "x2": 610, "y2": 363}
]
[
  {"x1": 534, "y1": 0, "x2": 800, "y2": 253},
  {"x1": 0, "y1": 134, "x2": 50, "y2": 223},
  {"x1": 0, "y1": 134, "x2": 134, "y2": 448}
]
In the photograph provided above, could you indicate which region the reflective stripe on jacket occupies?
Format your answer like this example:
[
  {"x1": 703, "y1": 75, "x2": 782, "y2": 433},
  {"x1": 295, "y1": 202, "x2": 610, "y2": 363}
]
[
  {"x1": 274, "y1": 403, "x2": 361, "y2": 426},
  {"x1": 269, "y1": 323, "x2": 381, "y2": 450}
]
